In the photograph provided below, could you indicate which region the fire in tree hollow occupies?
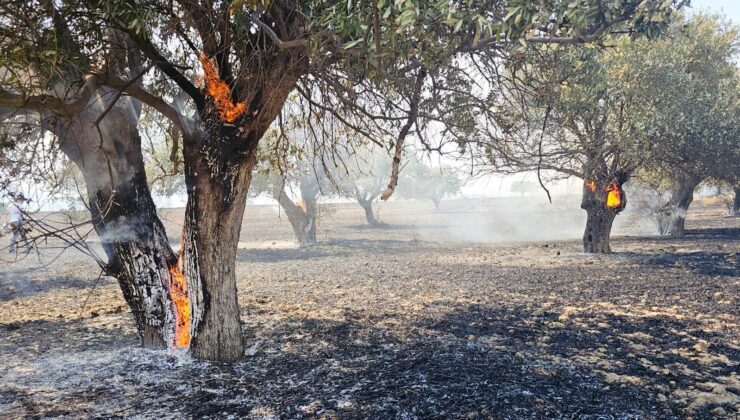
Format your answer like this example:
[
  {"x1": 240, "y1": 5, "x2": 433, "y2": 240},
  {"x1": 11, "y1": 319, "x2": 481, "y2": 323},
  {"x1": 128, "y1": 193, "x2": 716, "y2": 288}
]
[
  {"x1": 606, "y1": 181, "x2": 622, "y2": 208},
  {"x1": 586, "y1": 180, "x2": 597, "y2": 192},
  {"x1": 198, "y1": 52, "x2": 247, "y2": 123},
  {"x1": 168, "y1": 265, "x2": 191, "y2": 348}
]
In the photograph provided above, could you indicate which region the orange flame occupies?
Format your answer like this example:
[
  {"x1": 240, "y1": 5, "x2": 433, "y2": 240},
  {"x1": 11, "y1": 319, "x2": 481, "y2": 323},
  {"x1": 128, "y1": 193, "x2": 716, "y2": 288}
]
[
  {"x1": 586, "y1": 180, "x2": 597, "y2": 192},
  {"x1": 168, "y1": 265, "x2": 191, "y2": 348},
  {"x1": 606, "y1": 182, "x2": 622, "y2": 208},
  {"x1": 198, "y1": 52, "x2": 247, "y2": 123}
]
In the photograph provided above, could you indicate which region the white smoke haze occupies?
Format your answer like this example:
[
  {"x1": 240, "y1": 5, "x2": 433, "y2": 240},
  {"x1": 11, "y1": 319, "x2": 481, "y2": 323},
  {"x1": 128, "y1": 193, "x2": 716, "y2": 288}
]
[{"x1": 96, "y1": 215, "x2": 147, "y2": 243}]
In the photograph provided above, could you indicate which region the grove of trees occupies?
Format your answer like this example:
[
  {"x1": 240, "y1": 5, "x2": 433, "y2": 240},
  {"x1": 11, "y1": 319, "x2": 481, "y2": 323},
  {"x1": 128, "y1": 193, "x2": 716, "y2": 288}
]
[{"x1": 1, "y1": 0, "x2": 724, "y2": 362}]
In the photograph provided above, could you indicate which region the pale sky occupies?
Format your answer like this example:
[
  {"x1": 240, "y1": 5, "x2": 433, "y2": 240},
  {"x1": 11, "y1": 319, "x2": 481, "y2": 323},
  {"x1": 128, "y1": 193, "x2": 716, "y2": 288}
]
[{"x1": 689, "y1": 0, "x2": 740, "y2": 22}]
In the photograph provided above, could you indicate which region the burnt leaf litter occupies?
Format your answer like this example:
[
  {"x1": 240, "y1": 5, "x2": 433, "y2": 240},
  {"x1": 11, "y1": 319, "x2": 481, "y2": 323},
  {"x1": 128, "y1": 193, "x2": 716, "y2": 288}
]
[{"x1": 0, "y1": 203, "x2": 738, "y2": 418}]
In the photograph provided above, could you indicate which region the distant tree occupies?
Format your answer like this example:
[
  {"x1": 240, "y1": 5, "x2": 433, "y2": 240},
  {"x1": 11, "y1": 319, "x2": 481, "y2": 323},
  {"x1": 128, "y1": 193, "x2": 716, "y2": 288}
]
[
  {"x1": 467, "y1": 13, "x2": 739, "y2": 251},
  {"x1": 510, "y1": 181, "x2": 538, "y2": 197},
  {"x1": 331, "y1": 146, "x2": 392, "y2": 226},
  {"x1": 250, "y1": 131, "x2": 325, "y2": 246},
  {"x1": 632, "y1": 15, "x2": 740, "y2": 235},
  {"x1": 397, "y1": 160, "x2": 462, "y2": 211}
]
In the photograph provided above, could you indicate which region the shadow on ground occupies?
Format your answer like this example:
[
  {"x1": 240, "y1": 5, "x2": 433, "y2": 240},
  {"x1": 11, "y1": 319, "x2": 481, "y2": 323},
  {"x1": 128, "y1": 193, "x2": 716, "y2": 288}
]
[{"x1": 3, "y1": 301, "x2": 736, "y2": 418}]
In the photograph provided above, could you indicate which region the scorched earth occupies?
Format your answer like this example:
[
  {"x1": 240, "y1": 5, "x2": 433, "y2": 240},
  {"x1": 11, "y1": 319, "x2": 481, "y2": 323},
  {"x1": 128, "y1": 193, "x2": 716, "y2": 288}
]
[{"x1": 0, "y1": 199, "x2": 737, "y2": 418}]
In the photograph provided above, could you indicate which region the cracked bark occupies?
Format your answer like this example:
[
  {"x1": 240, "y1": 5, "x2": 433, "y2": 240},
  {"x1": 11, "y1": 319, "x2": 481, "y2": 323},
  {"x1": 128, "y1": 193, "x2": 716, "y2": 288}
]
[{"x1": 51, "y1": 89, "x2": 177, "y2": 348}]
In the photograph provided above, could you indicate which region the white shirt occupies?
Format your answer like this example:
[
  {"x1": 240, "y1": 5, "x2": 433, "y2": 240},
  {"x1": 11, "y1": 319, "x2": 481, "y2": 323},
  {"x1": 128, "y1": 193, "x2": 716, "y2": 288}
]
[{"x1": 8, "y1": 202, "x2": 22, "y2": 223}]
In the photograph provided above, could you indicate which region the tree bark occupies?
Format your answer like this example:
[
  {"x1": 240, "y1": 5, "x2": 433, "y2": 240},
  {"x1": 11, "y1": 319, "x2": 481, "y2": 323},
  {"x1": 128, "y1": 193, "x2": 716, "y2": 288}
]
[
  {"x1": 582, "y1": 207, "x2": 617, "y2": 253},
  {"x1": 580, "y1": 176, "x2": 627, "y2": 254},
  {"x1": 180, "y1": 121, "x2": 256, "y2": 362},
  {"x1": 51, "y1": 90, "x2": 178, "y2": 349},
  {"x1": 174, "y1": 39, "x2": 306, "y2": 361},
  {"x1": 666, "y1": 174, "x2": 701, "y2": 237},
  {"x1": 273, "y1": 179, "x2": 319, "y2": 246},
  {"x1": 733, "y1": 185, "x2": 740, "y2": 216},
  {"x1": 358, "y1": 199, "x2": 379, "y2": 226}
]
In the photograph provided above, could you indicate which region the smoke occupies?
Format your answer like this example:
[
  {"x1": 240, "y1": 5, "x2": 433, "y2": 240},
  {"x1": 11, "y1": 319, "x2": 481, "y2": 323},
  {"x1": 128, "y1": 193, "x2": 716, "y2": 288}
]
[
  {"x1": 399, "y1": 181, "x2": 656, "y2": 244},
  {"x1": 97, "y1": 215, "x2": 147, "y2": 243}
]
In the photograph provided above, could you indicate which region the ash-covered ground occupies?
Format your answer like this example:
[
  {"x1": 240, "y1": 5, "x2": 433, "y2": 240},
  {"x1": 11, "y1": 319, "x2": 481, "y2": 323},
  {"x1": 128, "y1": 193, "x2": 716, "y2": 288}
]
[{"x1": 0, "y1": 198, "x2": 738, "y2": 419}]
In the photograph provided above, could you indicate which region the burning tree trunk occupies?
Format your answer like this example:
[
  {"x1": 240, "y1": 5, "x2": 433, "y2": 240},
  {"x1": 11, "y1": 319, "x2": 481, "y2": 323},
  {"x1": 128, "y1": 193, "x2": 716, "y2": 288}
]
[
  {"x1": 51, "y1": 91, "x2": 180, "y2": 349},
  {"x1": 581, "y1": 177, "x2": 627, "y2": 254},
  {"x1": 273, "y1": 178, "x2": 320, "y2": 246},
  {"x1": 177, "y1": 50, "x2": 304, "y2": 361},
  {"x1": 666, "y1": 174, "x2": 702, "y2": 236},
  {"x1": 180, "y1": 121, "x2": 256, "y2": 362}
]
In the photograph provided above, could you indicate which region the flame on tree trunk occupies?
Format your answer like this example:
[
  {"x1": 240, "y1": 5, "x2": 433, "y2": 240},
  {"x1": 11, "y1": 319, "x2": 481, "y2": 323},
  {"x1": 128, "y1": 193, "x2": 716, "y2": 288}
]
[
  {"x1": 581, "y1": 178, "x2": 627, "y2": 254},
  {"x1": 198, "y1": 52, "x2": 248, "y2": 123},
  {"x1": 180, "y1": 46, "x2": 306, "y2": 361},
  {"x1": 168, "y1": 264, "x2": 191, "y2": 348},
  {"x1": 50, "y1": 90, "x2": 178, "y2": 349}
]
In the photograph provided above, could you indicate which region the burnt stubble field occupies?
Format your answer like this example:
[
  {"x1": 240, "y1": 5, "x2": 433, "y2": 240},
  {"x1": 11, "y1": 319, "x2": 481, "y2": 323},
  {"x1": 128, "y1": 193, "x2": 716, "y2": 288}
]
[{"x1": 0, "y1": 199, "x2": 738, "y2": 418}]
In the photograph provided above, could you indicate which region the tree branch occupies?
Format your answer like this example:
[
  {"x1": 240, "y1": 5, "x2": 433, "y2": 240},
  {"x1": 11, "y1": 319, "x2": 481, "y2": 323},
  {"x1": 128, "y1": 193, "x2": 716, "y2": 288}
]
[{"x1": 0, "y1": 75, "x2": 98, "y2": 117}]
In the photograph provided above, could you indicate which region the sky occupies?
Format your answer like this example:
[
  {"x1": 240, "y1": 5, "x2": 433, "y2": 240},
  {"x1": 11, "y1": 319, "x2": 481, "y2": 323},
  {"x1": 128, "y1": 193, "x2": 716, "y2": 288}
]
[{"x1": 689, "y1": 0, "x2": 740, "y2": 22}]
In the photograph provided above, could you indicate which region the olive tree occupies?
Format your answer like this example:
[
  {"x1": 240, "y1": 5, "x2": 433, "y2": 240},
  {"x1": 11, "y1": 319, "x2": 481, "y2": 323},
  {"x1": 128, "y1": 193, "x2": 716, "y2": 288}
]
[{"x1": 0, "y1": 0, "x2": 684, "y2": 361}]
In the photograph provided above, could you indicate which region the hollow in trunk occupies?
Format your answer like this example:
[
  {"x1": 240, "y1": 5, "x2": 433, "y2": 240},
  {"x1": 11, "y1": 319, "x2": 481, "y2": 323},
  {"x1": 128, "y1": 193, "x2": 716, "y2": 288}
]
[{"x1": 580, "y1": 177, "x2": 627, "y2": 254}]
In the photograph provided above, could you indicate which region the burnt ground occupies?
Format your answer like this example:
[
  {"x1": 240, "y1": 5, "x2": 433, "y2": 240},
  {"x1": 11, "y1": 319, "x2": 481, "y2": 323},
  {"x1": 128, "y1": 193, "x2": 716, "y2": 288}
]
[{"x1": 0, "y1": 198, "x2": 737, "y2": 419}]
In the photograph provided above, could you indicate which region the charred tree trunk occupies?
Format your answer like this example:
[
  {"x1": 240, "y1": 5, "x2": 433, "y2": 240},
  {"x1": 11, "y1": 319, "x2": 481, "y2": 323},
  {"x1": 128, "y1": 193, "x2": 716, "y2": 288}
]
[
  {"x1": 581, "y1": 176, "x2": 627, "y2": 254},
  {"x1": 358, "y1": 198, "x2": 379, "y2": 226},
  {"x1": 733, "y1": 185, "x2": 740, "y2": 216},
  {"x1": 181, "y1": 121, "x2": 256, "y2": 362},
  {"x1": 667, "y1": 174, "x2": 701, "y2": 237},
  {"x1": 582, "y1": 207, "x2": 617, "y2": 253},
  {"x1": 52, "y1": 90, "x2": 178, "y2": 349},
  {"x1": 273, "y1": 179, "x2": 319, "y2": 246}
]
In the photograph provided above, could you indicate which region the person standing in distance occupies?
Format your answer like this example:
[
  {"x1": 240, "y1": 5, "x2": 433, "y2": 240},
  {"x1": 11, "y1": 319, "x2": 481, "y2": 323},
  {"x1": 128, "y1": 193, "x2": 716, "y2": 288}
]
[{"x1": 5, "y1": 195, "x2": 30, "y2": 254}]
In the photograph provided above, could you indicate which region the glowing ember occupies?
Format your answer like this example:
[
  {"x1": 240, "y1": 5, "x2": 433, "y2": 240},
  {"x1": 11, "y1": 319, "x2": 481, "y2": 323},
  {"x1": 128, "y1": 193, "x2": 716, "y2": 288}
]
[
  {"x1": 198, "y1": 52, "x2": 247, "y2": 123},
  {"x1": 606, "y1": 182, "x2": 622, "y2": 208},
  {"x1": 586, "y1": 180, "x2": 597, "y2": 192},
  {"x1": 168, "y1": 265, "x2": 191, "y2": 348},
  {"x1": 296, "y1": 199, "x2": 307, "y2": 213}
]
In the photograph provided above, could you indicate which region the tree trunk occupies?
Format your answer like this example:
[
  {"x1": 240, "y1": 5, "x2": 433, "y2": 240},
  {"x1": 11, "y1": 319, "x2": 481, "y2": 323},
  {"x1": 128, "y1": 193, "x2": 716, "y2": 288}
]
[
  {"x1": 582, "y1": 207, "x2": 617, "y2": 253},
  {"x1": 52, "y1": 91, "x2": 178, "y2": 349},
  {"x1": 432, "y1": 198, "x2": 441, "y2": 212},
  {"x1": 733, "y1": 185, "x2": 740, "y2": 216},
  {"x1": 181, "y1": 122, "x2": 255, "y2": 362},
  {"x1": 667, "y1": 174, "x2": 701, "y2": 237},
  {"x1": 580, "y1": 176, "x2": 627, "y2": 254},
  {"x1": 273, "y1": 179, "x2": 319, "y2": 246},
  {"x1": 176, "y1": 44, "x2": 305, "y2": 361},
  {"x1": 358, "y1": 199, "x2": 379, "y2": 226}
]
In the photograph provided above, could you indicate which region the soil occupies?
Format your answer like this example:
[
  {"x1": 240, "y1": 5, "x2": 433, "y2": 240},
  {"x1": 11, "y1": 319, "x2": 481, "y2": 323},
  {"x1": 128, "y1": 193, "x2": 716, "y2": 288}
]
[{"x1": 0, "y1": 198, "x2": 738, "y2": 419}]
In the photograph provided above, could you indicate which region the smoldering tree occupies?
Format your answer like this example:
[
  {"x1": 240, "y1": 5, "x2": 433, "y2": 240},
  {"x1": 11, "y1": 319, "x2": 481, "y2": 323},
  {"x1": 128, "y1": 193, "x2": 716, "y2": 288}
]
[
  {"x1": 464, "y1": 46, "x2": 650, "y2": 253},
  {"x1": 0, "y1": 23, "x2": 186, "y2": 349},
  {"x1": 250, "y1": 130, "x2": 327, "y2": 247},
  {"x1": 0, "y1": 0, "x2": 684, "y2": 361}
]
